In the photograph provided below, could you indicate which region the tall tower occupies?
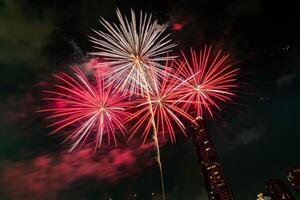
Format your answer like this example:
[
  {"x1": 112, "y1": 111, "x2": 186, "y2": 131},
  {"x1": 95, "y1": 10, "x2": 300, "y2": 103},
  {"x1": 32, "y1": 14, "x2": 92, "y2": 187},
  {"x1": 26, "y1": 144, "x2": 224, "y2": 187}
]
[
  {"x1": 286, "y1": 167, "x2": 300, "y2": 195},
  {"x1": 192, "y1": 117, "x2": 234, "y2": 200},
  {"x1": 266, "y1": 179, "x2": 295, "y2": 200}
]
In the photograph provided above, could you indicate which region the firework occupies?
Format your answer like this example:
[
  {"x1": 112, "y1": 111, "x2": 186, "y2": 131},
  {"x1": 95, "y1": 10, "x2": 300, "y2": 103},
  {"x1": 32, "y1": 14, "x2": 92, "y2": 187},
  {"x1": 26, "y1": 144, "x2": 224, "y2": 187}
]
[
  {"x1": 127, "y1": 61, "x2": 195, "y2": 144},
  {"x1": 89, "y1": 9, "x2": 176, "y2": 199},
  {"x1": 89, "y1": 9, "x2": 176, "y2": 95},
  {"x1": 177, "y1": 45, "x2": 239, "y2": 117},
  {"x1": 39, "y1": 67, "x2": 130, "y2": 151}
]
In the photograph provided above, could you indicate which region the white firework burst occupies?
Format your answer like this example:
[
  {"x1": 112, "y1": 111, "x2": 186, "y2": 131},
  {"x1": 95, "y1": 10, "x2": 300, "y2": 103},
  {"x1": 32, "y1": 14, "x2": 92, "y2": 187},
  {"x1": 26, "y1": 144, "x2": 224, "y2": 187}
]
[{"x1": 89, "y1": 9, "x2": 176, "y2": 95}]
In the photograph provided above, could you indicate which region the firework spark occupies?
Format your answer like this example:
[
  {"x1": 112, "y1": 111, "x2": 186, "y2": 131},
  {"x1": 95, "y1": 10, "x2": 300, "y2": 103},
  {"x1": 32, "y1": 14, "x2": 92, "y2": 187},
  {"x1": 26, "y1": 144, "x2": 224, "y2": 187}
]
[
  {"x1": 178, "y1": 46, "x2": 239, "y2": 117},
  {"x1": 127, "y1": 61, "x2": 195, "y2": 144},
  {"x1": 39, "y1": 67, "x2": 130, "y2": 151},
  {"x1": 89, "y1": 9, "x2": 176, "y2": 95}
]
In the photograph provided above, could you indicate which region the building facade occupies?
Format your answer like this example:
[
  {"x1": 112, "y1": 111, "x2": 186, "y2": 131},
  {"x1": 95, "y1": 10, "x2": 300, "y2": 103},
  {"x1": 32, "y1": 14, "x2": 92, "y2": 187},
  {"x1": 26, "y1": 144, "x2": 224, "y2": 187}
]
[
  {"x1": 192, "y1": 118, "x2": 234, "y2": 200},
  {"x1": 286, "y1": 167, "x2": 300, "y2": 195},
  {"x1": 266, "y1": 179, "x2": 295, "y2": 200}
]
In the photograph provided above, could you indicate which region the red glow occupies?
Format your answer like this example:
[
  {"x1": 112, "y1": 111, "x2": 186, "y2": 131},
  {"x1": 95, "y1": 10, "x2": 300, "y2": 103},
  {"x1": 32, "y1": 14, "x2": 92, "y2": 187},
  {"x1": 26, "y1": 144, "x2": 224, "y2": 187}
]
[
  {"x1": 39, "y1": 67, "x2": 131, "y2": 151},
  {"x1": 34, "y1": 156, "x2": 51, "y2": 168},
  {"x1": 172, "y1": 23, "x2": 184, "y2": 31},
  {"x1": 54, "y1": 101, "x2": 65, "y2": 109},
  {"x1": 84, "y1": 57, "x2": 110, "y2": 74},
  {"x1": 2, "y1": 144, "x2": 156, "y2": 199},
  {"x1": 178, "y1": 45, "x2": 239, "y2": 117},
  {"x1": 87, "y1": 57, "x2": 101, "y2": 68}
]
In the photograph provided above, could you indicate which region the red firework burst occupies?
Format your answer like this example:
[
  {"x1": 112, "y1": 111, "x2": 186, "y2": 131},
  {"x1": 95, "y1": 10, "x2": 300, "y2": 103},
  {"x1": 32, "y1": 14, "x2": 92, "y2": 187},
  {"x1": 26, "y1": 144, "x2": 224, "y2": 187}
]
[
  {"x1": 127, "y1": 61, "x2": 195, "y2": 143},
  {"x1": 178, "y1": 45, "x2": 239, "y2": 117},
  {"x1": 39, "y1": 67, "x2": 130, "y2": 151}
]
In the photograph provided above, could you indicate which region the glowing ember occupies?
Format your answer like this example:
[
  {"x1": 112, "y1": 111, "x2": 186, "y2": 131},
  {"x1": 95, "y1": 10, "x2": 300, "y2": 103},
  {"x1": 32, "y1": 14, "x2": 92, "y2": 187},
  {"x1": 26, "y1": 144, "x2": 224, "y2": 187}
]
[{"x1": 172, "y1": 23, "x2": 184, "y2": 31}]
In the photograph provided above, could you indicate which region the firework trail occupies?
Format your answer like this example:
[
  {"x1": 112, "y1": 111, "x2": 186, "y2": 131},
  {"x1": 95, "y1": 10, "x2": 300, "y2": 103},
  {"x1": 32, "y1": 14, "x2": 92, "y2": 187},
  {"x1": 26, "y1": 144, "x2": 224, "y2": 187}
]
[
  {"x1": 178, "y1": 45, "x2": 239, "y2": 118},
  {"x1": 90, "y1": 9, "x2": 176, "y2": 199},
  {"x1": 39, "y1": 67, "x2": 130, "y2": 152}
]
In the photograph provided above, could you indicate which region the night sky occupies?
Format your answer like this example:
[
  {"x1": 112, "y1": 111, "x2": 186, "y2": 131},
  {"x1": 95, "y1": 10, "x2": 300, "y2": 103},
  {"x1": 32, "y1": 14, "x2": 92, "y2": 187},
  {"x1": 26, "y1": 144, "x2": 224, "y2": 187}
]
[{"x1": 1, "y1": 0, "x2": 300, "y2": 199}]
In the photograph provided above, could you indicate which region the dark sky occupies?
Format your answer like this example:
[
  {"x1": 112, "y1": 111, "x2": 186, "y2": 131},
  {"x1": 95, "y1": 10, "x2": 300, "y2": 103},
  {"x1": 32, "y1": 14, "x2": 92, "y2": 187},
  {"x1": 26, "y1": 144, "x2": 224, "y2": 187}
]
[{"x1": 0, "y1": 0, "x2": 300, "y2": 199}]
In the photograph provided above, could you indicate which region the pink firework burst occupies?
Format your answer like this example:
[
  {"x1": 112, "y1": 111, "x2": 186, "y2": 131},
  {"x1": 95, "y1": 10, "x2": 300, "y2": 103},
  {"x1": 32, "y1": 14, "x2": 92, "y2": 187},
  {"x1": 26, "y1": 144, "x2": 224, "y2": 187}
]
[
  {"x1": 39, "y1": 67, "x2": 130, "y2": 151},
  {"x1": 127, "y1": 61, "x2": 195, "y2": 144},
  {"x1": 178, "y1": 45, "x2": 239, "y2": 117}
]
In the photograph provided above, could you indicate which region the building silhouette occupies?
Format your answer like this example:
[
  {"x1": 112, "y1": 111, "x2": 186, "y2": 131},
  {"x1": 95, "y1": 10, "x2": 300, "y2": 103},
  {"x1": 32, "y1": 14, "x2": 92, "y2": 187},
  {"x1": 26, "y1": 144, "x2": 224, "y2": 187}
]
[
  {"x1": 192, "y1": 117, "x2": 234, "y2": 200},
  {"x1": 286, "y1": 166, "x2": 300, "y2": 195},
  {"x1": 266, "y1": 179, "x2": 295, "y2": 200}
]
